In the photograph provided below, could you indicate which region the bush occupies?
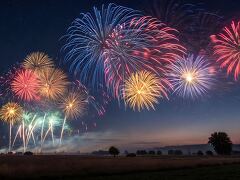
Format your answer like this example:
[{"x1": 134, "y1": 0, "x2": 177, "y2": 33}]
[
  {"x1": 7, "y1": 152, "x2": 13, "y2": 155},
  {"x1": 206, "y1": 150, "x2": 214, "y2": 156},
  {"x1": 126, "y1": 153, "x2": 136, "y2": 157},
  {"x1": 24, "y1": 151, "x2": 33, "y2": 156},
  {"x1": 197, "y1": 150, "x2": 204, "y2": 156}
]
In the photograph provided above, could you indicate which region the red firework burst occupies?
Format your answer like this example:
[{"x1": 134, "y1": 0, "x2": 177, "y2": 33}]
[
  {"x1": 11, "y1": 69, "x2": 40, "y2": 101},
  {"x1": 211, "y1": 21, "x2": 240, "y2": 80}
]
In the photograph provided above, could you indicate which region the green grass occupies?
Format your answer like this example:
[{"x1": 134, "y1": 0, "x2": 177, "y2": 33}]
[{"x1": 83, "y1": 164, "x2": 240, "y2": 180}]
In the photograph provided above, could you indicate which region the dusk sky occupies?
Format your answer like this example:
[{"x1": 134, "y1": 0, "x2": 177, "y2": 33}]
[{"x1": 0, "y1": 0, "x2": 240, "y2": 152}]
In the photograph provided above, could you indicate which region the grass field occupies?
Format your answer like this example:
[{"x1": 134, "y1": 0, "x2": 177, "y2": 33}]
[{"x1": 0, "y1": 155, "x2": 239, "y2": 179}]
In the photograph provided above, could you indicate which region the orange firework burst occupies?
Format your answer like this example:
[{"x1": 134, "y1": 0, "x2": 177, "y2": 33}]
[
  {"x1": 211, "y1": 21, "x2": 240, "y2": 80},
  {"x1": 11, "y1": 69, "x2": 40, "y2": 101},
  {"x1": 59, "y1": 88, "x2": 88, "y2": 144},
  {"x1": 124, "y1": 71, "x2": 167, "y2": 111},
  {"x1": 22, "y1": 52, "x2": 54, "y2": 75},
  {"x1": 38, "y1": 68, "x2": 68, "y2": 100},
  {"x1": 0, "y1": 102, "x2": 23, "y2": 124},
  {"x1": 60, "y1": 89, "x2": 88, "y2": 119}
]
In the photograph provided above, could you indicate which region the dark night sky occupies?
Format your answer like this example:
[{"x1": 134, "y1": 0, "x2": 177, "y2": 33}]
[{"x1": 0, "y1": 0, "x2": 240, "y2": 152}]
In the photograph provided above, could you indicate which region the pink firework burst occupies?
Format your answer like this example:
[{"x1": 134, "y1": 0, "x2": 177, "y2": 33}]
[
  {"x1": 11, "y1": 69, "x2": 40, "y2": 101},
  {"x1": 211, "y1": 21, "x2": 240, "y2": 80}
]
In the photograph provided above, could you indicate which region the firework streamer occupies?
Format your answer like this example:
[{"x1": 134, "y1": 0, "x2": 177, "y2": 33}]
[{"x1": 40, "y1": 113, "x2": 46, "y2": 151}]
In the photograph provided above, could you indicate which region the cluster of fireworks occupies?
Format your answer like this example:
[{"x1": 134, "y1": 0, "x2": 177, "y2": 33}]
[
  {"x1": 1, "y1": 2, "x2": 240, "y2": 152},
  {"x1": 63, "y1": 3, "x2": 240, "y2": 111},
  {"x1": 0, "y1": 52, "x2": 103, "y2": 152}
]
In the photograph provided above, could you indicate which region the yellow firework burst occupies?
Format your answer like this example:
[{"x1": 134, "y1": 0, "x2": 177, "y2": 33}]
[
  {"x1": 124, "y1": 71, "x2": 166, "y2": 111},
  {"x1": 38, "y1": 68, "x2": 68, "y2": 100},
  {"x1": 60, "y1": 89, "x2": 88, "y2": 119},
  {"x1": 0, "y1": 102, "x2": 23, "y2": 124},
  {"x1": 22, "y1": 52, "x2": 54, "y2": 74}
]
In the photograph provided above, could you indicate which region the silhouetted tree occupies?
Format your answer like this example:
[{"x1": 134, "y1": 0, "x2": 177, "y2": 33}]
[
  {"x1": 206, "y1": 150, "x2": 213, "y2": 156},
  {"x1": 208, "y1": 132, "x2": 232, "y2": 155},
  {"x1": 197, "y1": 150, "x2": 204, "y2": 156},
  {"x1": 109, "y1": 146, "x2": 120, "y2": 157},
  {"x1": 157, "y1": 150, "x2": 162, "y2": 155}
]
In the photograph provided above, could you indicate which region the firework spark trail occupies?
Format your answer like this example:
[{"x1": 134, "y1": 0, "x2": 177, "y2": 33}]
[
  {"x1": 22, "y1": 120, "x2": 26, "y2": 152},
  {"x1": 50, "y1": 121, "x2": 55, "y2": 145},
  {"x1": 26, "y1": 114, "x2": 37, "y2": 148},
  {"x1": 60, "y1": 116, "x2": 67, "y2": 145},
  {"x1": 40, "y1": 113, "x2": 46, "y2": 150},
  {"x1": 12, "y1": 125, "x2": 21, "y2": 148},
  {"x1": 42, "y1": 127, "x2": 51, "y2": 146},
  {"x1": 59, "y1": 88, "x2": 87, "y2": 144}
]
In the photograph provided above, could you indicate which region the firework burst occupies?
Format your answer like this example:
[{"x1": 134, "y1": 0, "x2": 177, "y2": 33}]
[
  {"x1": 123, "y1": 71, "x2": 167, "y2": 111},
  {"x1": 64, "y1": 4, "x2": 185, "y2": 98},
  {"x1": 59, "y1": 88, "x2": 88, "y2": 144},
  {"x1": 211, "y1": 21, "x2": 240, "y2": 80},
  {"x1": 22, "y1": 52, "x2": 54, "y2": 75},
  {"x1": 167, "y1": 54, "x2": 215, "y2": 98},
  {"x1": 11, "y1": 69, "x2": 40, "y2": 101},
  {"x1": 0, "y1": 102, "x2": 23, "y2": 124},
  {"x1": 38, "y1": 68, "x2": 68, "y2": 100},
  {"x1": 104, "y1": 16, "x2": 185, "y2": 97},
  {"x1": 0, "y1": 102, "x2": 23, "y2": 151},
  {"x1": 63, "y1": 4, "x2": 138, "y2": 90},
  {"x1": 60, "y1": 89, "x2": 88, "y2": 119}
]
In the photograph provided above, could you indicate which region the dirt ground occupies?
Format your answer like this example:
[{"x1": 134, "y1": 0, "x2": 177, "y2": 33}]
[{"x1": 0, "y1": 155, "x2": 239, "y2": 179}]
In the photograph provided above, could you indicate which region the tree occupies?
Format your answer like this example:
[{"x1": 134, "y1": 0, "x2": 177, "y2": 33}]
[
  {"x1": 109, "y1": 146, "x2": 120, "y2": 157},
  {"x1": 208, "y1": 132, "x2": 232, "y2": 155}
]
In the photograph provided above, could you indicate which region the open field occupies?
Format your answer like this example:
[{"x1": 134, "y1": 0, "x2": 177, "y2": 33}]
[{"x1": 0, "y1": 155, "x2": 240, "y2": 179}]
